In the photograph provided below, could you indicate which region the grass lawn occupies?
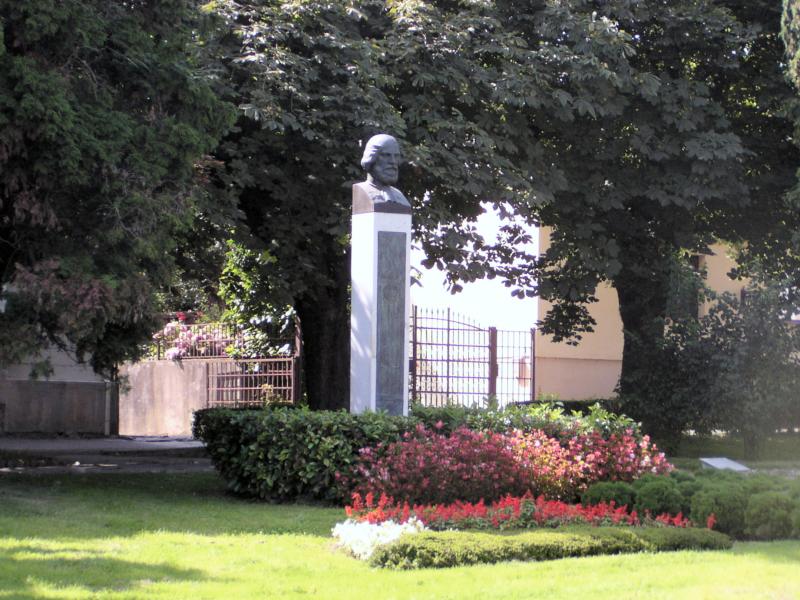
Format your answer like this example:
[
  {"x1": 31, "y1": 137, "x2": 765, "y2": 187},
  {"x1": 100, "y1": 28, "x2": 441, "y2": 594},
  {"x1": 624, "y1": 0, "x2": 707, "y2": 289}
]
[
  {"x1": 669, "y1": 433, "x2": 800, "y2": 472},
  {"x1": 1, "y1": 472, "x2": 799, "y2": 600}
]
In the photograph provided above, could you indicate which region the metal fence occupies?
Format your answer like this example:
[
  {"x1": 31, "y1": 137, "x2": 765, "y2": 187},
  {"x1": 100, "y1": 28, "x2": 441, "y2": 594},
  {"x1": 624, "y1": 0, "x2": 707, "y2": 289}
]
[
  {"x1": 153, "y1": 322, "x2": 241, "y2": 359},
  {"x1": 206, "y1": 358, "x2": 300, "y2": 407},
  {"x1": 410, "y1": 306, "x2": 535, "y2": 408}
]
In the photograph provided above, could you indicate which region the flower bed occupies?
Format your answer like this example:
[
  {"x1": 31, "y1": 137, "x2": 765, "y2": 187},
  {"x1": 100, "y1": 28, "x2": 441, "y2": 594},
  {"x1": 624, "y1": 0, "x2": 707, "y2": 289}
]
[
  {"x1": 345, "y1": 424, "x2": 671, "y2": 504},
  {"x1": 345, "y1": 492, "x2": 692, "y2": 531},
  {"x1": 195, "y1": 403, "x2": 671, "y2": 504}
]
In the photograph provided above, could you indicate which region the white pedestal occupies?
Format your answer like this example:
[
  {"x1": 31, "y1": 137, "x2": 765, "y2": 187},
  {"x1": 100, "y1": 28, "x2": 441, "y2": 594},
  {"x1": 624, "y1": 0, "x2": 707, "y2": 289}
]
[{"x1": 350, "y1": 207, "x2": 411, "y2": 415}]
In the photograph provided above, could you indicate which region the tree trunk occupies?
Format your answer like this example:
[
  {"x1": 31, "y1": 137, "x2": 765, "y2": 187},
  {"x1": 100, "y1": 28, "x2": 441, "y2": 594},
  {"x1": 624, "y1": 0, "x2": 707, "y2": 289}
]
[
  {"x1": 294, "y1": 258, "x2": 351, "y2": 411},
  {"x1": 614, "y1": 240, "x2": 682, "y2": 448},
  {"x1": 615, "y1": 255, "x2": 672, "y2": 397}
]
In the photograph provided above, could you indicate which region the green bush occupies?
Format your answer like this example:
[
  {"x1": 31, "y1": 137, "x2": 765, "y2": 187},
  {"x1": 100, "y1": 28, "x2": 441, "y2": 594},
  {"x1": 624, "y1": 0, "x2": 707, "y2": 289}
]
[
  {"x1": 369, "y1": 527, "x2": 732, "y2": 569},
  {"x1": 581, "y1": 481, "x2": 635, "y2": 509},
  {"x1": 690, "y1": 484, "x2": 747, "y2": 538},
  {"x1": 744, "y1": 492, "x2": 796, "y2": 540},
  {"x1": 677, "y1": 480, "x2": 703, "y2": 515},
  {"x1": 411, "y1": 401, "x2": 638, "y2": 440},
  {"x1": 193, "y1": 407, "x2": 414, "y2": 503},
  {"x1": 792, "y1": 507, "x2": 800, "y2": 538},
  {"x1": 669, "y1": 470, "x2": 696, "y2": 484},
  {"x1": 634, "y1": 477, "x2": 684, "y2": 516},
  {"x1": 195, "y1": 403, "x2": 652, "y2": 504}
]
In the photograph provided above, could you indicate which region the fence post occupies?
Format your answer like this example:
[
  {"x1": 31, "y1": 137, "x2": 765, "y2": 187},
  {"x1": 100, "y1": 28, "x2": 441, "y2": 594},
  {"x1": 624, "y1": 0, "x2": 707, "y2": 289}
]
[
  {"x1": 445, "y1": 307, "x2": 451, "y2": 403},
  {"x1": 488, "y1": 326, "x2": 498, "y2": 398},
  {"x1": 530, "y1": 327, "x2": 536, "y2": 402},
  {"x1": 293, "y1": 318, "x2": 303, "y2": 404},
  {"x1": 410, "y1": 305, "x2": 417, "y2": 403}
]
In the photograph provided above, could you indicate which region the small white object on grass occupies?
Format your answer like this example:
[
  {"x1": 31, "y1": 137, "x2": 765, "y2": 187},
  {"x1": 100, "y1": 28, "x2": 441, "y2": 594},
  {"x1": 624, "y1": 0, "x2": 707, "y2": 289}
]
[{"x1": 699, "y1": 457, "x2": 750, "y2": 472}]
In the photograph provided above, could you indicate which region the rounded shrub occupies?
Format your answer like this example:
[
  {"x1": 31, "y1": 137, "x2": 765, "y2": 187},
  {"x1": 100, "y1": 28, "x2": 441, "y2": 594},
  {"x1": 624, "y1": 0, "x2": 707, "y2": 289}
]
[
  {"x1": 792, "y1": 507, "x2": 800, "y2": 538},
  {"x1": 690, "y1": 484, "x2": 747, "y2": 538},
  {"x1": 742, "y1": 474, "x2": 790, "y2": 496},
  {"x1": 744, "y1": 492, "x2": 796, "y2": 540},
  {"x1": 677, "y1": 480, "x2": 703, "y2": 515},
  {"x1": 581, "y1": 481, "x2": 635, "y2": 509},
  {"x1": 634, "y1": 477, "x2": 683, "y2": 516},
  {"x1": 669, "y1": 470, "x2": 696, "y2": 484}
]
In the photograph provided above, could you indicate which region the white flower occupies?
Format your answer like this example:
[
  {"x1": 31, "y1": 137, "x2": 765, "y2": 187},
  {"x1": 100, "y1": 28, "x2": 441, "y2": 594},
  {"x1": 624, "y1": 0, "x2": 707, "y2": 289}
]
[{"x1": 331, "y1": 518, "x2": 427, "y2": 560}]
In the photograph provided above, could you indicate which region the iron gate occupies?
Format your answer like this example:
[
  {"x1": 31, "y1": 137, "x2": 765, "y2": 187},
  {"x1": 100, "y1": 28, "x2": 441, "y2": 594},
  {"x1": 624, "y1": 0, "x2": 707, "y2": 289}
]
[{"x1": 410, "y1": 306, "x2": 536, "y2": 407}]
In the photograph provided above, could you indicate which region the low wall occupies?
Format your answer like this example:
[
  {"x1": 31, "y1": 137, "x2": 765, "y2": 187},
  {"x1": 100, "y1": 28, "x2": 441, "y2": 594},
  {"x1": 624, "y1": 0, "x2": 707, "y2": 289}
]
[
  {"x1": 0, "y1": 380, "x2": 117, "y2": 434},
  {"x1": 119, "y1": 360, "x2": 209, "y2": 436},
  {"x1": 534, "y1": 356, "x2": 621, "y2": 400}
]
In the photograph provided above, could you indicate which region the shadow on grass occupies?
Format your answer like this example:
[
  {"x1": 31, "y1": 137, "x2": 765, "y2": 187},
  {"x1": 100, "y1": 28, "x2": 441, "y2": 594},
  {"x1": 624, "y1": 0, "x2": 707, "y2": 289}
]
[
  {"x1": 0, "y1": 543, "x2": 209, "y2": 599},
  {"x1": 0, "y1": 471, "x2": 342, "y2": 539}
]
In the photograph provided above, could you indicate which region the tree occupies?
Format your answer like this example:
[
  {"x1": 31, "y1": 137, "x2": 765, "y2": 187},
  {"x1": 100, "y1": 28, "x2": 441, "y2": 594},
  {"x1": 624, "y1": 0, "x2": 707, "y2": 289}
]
[
  {"x1": 0, "y1": 1, "x2": 234, "y2": 376},
  {"x1": 707, "y1": 284, "x2": 800, "y2": 459},
  {"x1": 523, "y1": 1, "x2": 800, "y2": 402},
  {"x1": 206, "y1": 0, "x2": 634, "y2": 409}
]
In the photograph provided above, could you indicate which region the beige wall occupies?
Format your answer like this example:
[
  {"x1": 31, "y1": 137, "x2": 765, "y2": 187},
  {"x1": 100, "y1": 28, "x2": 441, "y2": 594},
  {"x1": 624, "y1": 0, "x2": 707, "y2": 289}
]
[
  {"x1": 535, "y1": 230, "x2": 746, "y2": 400},
  {"x1": 1, "y1": 347, "x2": 105, "y2": 383},
  {"x1": 119, "y1": 360, "x2": 209, "y2": 436},
  {"x1": 698, "y1": 246, "x2": 745, "y2": 317}
]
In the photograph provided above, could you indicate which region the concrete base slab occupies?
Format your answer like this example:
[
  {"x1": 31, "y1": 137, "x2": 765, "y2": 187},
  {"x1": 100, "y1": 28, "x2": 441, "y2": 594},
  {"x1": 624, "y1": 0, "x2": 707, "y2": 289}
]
[{"x1": 699, "y1": 457, "x2": 751, "y2": 472}]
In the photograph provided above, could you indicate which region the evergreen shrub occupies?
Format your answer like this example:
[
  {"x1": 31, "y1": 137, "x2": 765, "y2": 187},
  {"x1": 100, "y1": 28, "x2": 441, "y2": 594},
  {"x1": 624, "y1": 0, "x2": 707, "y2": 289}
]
[
  {"x1": 369, "y1": 527, "x2": 732, "y2": 569},
  {"x1": 634, "y1": 477, "x2": 684, "y2": 516},
  {"x1": 581, "y1": 481, "x2": 636, "y2": 509},
  {"x1": 744, "y1": 492, "x2": 796, "y2": 540},
  {"x1": 690, "y1": 484, "x2": 748, "y2": 538},
  {"x1": 193, "y1": 407, "x2": 414, "y2": 502}
]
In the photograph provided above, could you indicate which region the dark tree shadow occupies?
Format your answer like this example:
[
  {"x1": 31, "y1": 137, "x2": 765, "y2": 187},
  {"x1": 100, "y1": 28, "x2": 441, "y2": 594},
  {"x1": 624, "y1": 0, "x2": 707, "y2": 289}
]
[{"x1": 0, "y1": 543, "x2": 209, "y2": 599}]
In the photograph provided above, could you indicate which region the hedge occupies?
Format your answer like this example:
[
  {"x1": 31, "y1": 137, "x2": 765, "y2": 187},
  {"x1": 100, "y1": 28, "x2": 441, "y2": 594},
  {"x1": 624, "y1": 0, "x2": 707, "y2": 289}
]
[
  {"x1": 369, "y1": 527, "x2": 733, "y2": 569},
  {"x1": 580, "y1": 470, "x2": 800, "y2": 541},
  {"x1": 193, "y1": 403, "x2": 644, "y2": 504},
  {"x1": 193, "y1": 407, "x2": 413, "y2": 502}
]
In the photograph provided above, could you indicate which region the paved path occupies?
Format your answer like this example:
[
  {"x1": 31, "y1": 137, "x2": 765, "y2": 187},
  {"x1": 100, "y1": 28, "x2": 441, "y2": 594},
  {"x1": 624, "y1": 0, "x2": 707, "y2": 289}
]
[{"x1": 0, "y1": 436, "x2": 213, "y2": 474}]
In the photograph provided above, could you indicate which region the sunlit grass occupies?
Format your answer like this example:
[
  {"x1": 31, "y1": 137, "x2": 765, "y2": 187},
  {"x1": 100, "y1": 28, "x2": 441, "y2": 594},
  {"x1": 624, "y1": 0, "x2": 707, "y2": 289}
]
[{"x1": 0, "y1": 473, "x2": 798, "y2": 599}]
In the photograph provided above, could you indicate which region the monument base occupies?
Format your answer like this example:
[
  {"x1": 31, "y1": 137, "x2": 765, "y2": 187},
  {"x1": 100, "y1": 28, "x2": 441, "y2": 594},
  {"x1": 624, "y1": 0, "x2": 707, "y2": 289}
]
[{"x1": 350, "y1": 209, "x2": 411, "y2": 415}]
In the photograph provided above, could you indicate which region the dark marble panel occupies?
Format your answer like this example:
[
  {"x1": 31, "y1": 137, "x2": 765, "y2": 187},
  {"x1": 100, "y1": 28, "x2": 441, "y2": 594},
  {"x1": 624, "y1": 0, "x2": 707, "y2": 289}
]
[{"x1": 376, "y1": 231, "x2": 407, "y2": 415}]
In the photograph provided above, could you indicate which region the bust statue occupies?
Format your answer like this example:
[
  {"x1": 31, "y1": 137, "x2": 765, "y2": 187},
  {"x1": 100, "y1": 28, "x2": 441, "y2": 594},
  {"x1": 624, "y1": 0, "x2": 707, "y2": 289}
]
[{"x1": 353, "y1": 134, "x2": 411, "y2": 214}]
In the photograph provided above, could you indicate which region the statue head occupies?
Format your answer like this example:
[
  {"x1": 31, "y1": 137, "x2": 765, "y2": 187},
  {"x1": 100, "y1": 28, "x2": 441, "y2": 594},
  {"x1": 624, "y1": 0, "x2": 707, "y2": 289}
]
[{"x1": 361, "y1": 134, "x2": 402, "y2": 187}]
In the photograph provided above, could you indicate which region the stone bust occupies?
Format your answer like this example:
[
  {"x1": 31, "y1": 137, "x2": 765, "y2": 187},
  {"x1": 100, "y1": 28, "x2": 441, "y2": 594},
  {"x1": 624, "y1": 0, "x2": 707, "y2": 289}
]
[{"x1": 352, "y1": 134, "x2": 411, "y2": 214}]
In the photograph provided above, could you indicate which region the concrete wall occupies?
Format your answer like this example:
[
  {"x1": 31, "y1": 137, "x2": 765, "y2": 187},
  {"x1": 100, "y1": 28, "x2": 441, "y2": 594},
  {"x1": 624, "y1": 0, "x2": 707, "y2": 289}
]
[
  {"x1": 0, "y1": 347, "x2": 115, "y2": 434},
  {"x1": 119, "y1": 360, "x2": 209, "y2": 436},
  {"x1": 0, "y1": 380, "x2": 116, "y2": 434},
  {"x1": 1, "y1": 347, "x2": 106, "y2": 383}
]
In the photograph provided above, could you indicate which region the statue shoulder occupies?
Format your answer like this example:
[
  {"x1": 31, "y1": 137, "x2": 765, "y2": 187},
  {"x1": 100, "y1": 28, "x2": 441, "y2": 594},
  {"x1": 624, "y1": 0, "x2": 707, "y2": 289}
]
[{"x1": 352, "y1": 181, "x2": 411, "y2": 214}]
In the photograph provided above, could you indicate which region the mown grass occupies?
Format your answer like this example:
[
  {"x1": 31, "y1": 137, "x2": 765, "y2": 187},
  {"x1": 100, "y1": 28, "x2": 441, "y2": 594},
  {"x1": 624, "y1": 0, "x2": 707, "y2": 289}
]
[
  {"x1": 0, "y1": 472, "x2": 799, "y2": 599},
  {"x1": 669, "y1": 433, "x2": 800, "y2": 471}
]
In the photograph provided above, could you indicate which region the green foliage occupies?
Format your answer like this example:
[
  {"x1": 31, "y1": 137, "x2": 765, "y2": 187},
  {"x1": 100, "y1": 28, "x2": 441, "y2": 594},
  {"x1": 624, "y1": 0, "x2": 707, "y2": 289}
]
[
  {"x1": 622, "y1": 284, "x2": 800, "y2": 455},
  {"x1": 690, "y1": 483, "x2": 748, "y2": 538},
  {"x1": 0, "y1": 0, "x2": 234, "y2": 376},
  {"x1": 704, "y1": 285, "x2": 800, "y2": 458},
  {"x1": 634, "y1": 478, "x2": 684, "y2": 517},
  {"x1": 193, "y1": 407, "x2": 414, "y2": 503},
  {"x1": 195, "y1": 403, "x2": 648, "y2": 504},
  {"x1": 369, "y1": 527, "x2": 732, "y2": 570},
  {"x1": 411, "y1": 401, "x2": 637, "y2": 440},
  {"x1": 581, "y1": 482, "x2": 635, "y2": 509},
  {"x1": 745, "y1": 492, "x2": 796, "y2": 540}
]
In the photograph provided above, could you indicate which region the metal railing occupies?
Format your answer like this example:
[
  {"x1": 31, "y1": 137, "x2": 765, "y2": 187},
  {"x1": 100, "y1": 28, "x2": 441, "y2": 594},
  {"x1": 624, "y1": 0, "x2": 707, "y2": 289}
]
[
  {"x1": 206, "y1": 358, "x2": 300, "y2": 408},
  {"x1": 410, "y1": 306, "x2": 535, "y2": 408},
  {"x1": 153, "y1": 322, "x2": 242, "y2": 360}
]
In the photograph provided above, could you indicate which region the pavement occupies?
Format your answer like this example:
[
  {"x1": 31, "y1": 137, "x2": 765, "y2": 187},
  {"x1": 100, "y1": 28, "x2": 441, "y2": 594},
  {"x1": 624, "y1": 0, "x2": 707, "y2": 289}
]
[{"x1": 0, "y1": 435, "x2": 213, "y2": 474}]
